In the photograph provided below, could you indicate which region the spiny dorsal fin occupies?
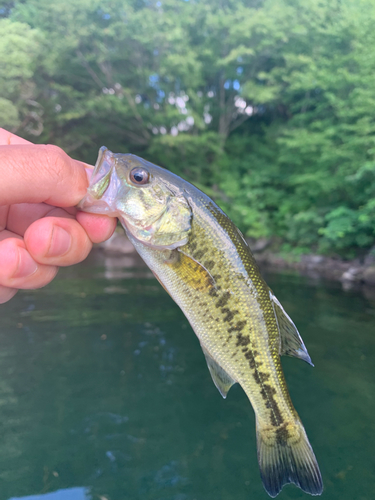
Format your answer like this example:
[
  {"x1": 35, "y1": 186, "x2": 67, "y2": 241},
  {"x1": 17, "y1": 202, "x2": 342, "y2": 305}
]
[
  {"x1": 269, "y1": 290, "x2": 314, "y2": 366},
  {"x1": 201, "y1": 345, "x2": 237, "y2": 398}
]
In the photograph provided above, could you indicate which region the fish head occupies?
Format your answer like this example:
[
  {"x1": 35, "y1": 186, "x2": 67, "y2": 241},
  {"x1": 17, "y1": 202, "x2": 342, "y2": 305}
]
[{"x1": 79, "y1": 147, "x2": 192, "y2": 249}]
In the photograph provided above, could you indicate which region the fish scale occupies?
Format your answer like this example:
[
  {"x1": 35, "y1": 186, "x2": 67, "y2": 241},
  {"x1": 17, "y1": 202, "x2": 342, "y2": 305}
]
[
  {"x1": 131, "y1": 202, "x2": 297, "y2": 429},
  {"x1": 79, "y1": 147, "x2": 323, "y2": 498}
]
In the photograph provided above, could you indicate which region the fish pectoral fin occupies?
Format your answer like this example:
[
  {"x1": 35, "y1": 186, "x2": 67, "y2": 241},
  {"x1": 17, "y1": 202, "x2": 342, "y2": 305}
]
[
  {"x1": 269, "y1": 290, "x2": 314, "y2": 366},
  {"x1": 165, "y1": 249, "x2": 216, "y2": 293},
  {"x1": 201, "y1": 345, "x2": 236, "y2": 399}
]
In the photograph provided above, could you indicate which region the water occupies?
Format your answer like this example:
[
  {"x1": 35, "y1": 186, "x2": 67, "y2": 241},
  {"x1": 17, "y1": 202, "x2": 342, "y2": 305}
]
[{"x1": 0, "y1": 252, "x2": 374, "y2": 500}]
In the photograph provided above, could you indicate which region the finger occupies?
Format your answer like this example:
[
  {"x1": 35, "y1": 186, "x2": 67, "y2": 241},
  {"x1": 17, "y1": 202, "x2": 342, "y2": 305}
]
[
  {"x1": 0, "y1": 229, "x2": 23, "y2": 242},
  {"x1": 24, "y1": 217, "x2": 93, "y2": 267},
  {"x1": 0, "y1": 238, "x2": 58, "y2": 289},
  {"x1": 6, "y1": 203, "x2": 75, "y2": 236},
  {"x1": 0, "y1": 144, "x2": 94, "y2": 207},
  {"x1": 0, "y1": 285, "x2": 18, "y2": 304},
  {"x1": 0, "y1": 129, "x2": 95, "y2": 203},
  {"x1": 0, "y1": 128, "x2": 32, "y2": 145},
  {"x1": 0, "y1": 206, "x2": 9, "y2": 230},
  {"x1": 76, "y1": 212, "x2": 117, "y2": 244}
]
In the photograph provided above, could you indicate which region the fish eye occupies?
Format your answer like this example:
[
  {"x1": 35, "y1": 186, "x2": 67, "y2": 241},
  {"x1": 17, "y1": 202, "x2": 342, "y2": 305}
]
[{"x1": 129, "y1": 167, "x2": 150, "y2": 185}]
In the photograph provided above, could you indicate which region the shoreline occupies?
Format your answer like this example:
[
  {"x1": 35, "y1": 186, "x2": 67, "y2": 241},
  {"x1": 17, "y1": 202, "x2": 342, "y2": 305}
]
[
  {"x1": 97, "y1": 231, "x2": 375, "y2": 289},
  {"x1": 254, "y1": 250, "x2": 375, "y2": 287}
]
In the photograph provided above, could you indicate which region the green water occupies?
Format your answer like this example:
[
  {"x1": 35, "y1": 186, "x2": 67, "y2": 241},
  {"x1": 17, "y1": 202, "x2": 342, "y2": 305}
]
[{"x1": 0, "y1": 253, "x2": 374, "y2": 500}]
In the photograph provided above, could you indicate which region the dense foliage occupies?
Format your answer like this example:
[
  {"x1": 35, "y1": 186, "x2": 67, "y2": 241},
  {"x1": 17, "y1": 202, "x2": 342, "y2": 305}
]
[{"x1": 2, "y1": 0, "x2": 375, "y2": 257}]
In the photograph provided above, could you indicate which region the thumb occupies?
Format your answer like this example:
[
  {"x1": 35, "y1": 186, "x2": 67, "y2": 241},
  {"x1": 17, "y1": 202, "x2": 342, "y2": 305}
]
[{"x1": 0, "y1": 144, "x2": 92, "y2": 207}]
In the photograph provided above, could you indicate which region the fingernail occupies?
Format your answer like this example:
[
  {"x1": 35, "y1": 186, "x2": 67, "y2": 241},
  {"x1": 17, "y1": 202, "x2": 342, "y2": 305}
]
[
  {"x1": 14, "y1": 248, "x2": 38, "y2": 278},
  {"x1": 47, "y1": 226, "x2": 72, "y2": 257}
]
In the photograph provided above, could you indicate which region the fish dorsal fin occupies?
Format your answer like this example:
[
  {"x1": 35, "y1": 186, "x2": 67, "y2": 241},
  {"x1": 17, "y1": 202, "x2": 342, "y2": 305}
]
[
  {"x1": 201, "y1": 345, "x2": 236, "y2": 399},
  {"x1": 269, "y1": 291, "x2": 314, "y2": 366}
]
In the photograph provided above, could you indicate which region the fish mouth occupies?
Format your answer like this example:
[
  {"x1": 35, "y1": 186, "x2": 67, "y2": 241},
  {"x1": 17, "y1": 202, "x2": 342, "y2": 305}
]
[
  {"x1": 77, "y1": 191, "x2": 117, "y2": 215},
  {"x1": 78, "y1": 147, "x2": 121, "y2": 217}
]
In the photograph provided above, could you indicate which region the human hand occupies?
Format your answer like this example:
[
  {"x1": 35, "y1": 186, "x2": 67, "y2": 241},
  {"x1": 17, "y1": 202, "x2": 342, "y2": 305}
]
[{"x1": 0, "y1": 129, "x2": 117, "y2": 303}]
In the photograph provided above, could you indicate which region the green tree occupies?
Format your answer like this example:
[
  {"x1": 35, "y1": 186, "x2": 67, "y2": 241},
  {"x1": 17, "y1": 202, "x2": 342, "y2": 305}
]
[
  {"x1": 0, "y1": 17, "x2": 42, "y2": 131},
  {"x1": 3, "y1": 0, "x2": 375, "y2": 256}
]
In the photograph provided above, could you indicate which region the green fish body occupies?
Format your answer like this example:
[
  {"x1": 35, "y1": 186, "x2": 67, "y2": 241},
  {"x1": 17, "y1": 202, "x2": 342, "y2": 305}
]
[{"x1": 79, "y1": 147, "x2": 323, "y2": 498}]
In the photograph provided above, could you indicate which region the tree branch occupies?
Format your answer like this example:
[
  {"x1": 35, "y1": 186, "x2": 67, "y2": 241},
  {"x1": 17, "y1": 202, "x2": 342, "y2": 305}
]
[{"x1": 76, "y1": 50, "x2": 105, "y2": 88}]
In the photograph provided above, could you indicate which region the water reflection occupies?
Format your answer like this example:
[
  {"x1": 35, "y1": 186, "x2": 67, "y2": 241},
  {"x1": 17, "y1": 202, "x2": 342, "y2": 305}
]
[
  {"x1": 0, "y1": 258, "x2": 374, "y2": 500},
  {"x1": 8, "y1": 487, "x2": 91, "y2": 500},
  {"x1": 102, "y1": 254, "x2": 152, "y2": 280}
]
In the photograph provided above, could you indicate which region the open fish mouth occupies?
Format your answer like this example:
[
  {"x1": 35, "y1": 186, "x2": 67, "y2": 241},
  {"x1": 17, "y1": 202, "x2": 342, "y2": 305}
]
[{"x1": 78, "y1": 147, "x2": 122, "y2": 216}]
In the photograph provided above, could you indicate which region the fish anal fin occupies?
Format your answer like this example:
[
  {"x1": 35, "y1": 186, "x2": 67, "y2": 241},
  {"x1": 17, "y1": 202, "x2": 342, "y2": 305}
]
[
  {"x1": 269, "y1": 291, "x2": 314, "y2": 366},
  {"x1": 201, "y1": 345, "x2": 236, "y2": 399},
  {"x1": 166, "y1": 249, "x2": 216, "y2": 293}
]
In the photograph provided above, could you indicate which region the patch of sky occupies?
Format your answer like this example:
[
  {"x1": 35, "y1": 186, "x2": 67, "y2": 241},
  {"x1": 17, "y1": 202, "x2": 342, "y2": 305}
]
[
  {"x1": 237, "y1": 66, "x2": 243, "y2": 74},
  {"x1": 224, "y1": 80, "x2": 231, "y2": 89},
  {"x1": 97, "y1": 9, "x2": 111, "y2": 20},
  {"x1": 233, "y1": 79, "x2": 240, "y2": 90},
  {"x1": 156, "y1": 89, "x2": 165, "y2": 102},
  {"x1": 176, "y1": 96, "x2": 186, "y2": 108},
  {"x1": 149, "y1": 74, "x2": 159, "y2": 87}
]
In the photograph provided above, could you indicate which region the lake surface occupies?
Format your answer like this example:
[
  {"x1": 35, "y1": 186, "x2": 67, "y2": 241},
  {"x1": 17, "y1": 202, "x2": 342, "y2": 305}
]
[{"x1": 0, "y1": 251, "x2": 374, "y2": 500}]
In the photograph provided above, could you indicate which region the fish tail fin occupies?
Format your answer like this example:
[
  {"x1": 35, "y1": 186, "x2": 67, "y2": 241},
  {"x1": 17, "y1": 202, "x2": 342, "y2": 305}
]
[{"x1": 256, "y1": 419, "x2": 323, "y2": 498}]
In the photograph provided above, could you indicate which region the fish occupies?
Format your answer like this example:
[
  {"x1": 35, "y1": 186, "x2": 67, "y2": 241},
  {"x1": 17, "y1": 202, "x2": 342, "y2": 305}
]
[{"x1": 78, "y1": 147, "x2": 323, "y2": 498}]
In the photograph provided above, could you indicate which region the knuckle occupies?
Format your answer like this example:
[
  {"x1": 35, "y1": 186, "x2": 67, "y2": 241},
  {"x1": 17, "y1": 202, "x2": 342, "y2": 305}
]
[{"x1": 42, "y1": 144, "x2": 71, "y2": 184}]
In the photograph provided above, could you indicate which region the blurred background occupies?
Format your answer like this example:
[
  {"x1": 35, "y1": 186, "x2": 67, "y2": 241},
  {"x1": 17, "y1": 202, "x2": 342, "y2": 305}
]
[
  {"x1": 1, "y1": 2, "x2": 375, "y2": 500},
  {"x1": 2, "y1": 0, "x2": 375, "y2": 259}
]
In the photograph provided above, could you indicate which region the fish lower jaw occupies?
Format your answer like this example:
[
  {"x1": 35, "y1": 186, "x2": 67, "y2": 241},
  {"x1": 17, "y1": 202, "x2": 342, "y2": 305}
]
[{"x1": 77, "y1": 192, "x2": 118, "y2": 216}]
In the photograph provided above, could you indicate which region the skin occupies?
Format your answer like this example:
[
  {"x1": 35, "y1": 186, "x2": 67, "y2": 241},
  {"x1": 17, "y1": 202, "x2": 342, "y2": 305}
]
[{"x1": 0, "y1": 128, "x2": 117, "y2": 304}]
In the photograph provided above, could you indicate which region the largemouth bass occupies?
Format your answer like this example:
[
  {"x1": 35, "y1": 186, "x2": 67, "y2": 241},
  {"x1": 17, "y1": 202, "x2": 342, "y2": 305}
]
[{"x1": 79, "y1": 147, "x2": 323, "y2": 498}]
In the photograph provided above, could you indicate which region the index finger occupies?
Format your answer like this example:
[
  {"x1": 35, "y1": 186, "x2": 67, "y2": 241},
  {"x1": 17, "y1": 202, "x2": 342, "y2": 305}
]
[
  {"x1": 0, "y1": 128, "x2": 94, "y2": 190},
  {"x1": 0, "y1": 129, "x2": 96, "y2": 207},
  {"x1": 0, "y1": 128, "x2": 32, "y2": 145}
]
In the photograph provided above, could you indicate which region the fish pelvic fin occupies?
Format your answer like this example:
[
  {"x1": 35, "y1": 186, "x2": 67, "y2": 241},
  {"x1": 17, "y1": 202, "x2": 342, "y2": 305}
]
[
  {"x1": 201, "y1": 344, "x2": 236, "y2": 399},
  {"x1": 256, "y1": 419, "x2": 323, "y2": 498}
]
